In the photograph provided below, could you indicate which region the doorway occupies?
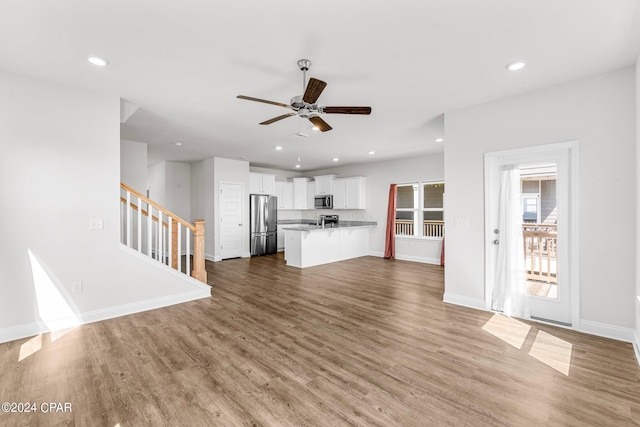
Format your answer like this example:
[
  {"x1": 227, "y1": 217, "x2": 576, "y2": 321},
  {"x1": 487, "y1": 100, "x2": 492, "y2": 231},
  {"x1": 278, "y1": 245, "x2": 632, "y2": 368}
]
[
  {"x1": 484, "y1": 142, "x2": 579, "y2": 326},
  {"x1": 220, "y1": 182, "x2": 244, "y2": 259}
]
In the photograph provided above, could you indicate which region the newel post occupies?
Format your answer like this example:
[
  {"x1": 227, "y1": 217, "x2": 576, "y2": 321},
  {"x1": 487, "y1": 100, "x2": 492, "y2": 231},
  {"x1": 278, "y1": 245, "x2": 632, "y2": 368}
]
[{"x1": 192, "y1": 219, "x2": 207, "y2": 283}]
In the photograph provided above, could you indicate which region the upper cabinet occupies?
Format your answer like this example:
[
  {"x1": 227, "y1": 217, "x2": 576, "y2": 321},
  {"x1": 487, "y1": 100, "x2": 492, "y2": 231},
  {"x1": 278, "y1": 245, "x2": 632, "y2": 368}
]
[
  {"x1": 333, "y1": 177, "x2": 367, "y2": 209},
  {"x1": 314, "y1": 175, "x2": 336, "y2": 196},
  {"x1": 293, "y1": 177, "x2": 312, "y2": 210},
  {"x1": 249, "y1": 172, "x2": 276, "y2": 195},
  {"x1": 275, "y1": 181, "x2": 293, "y2": 210}
]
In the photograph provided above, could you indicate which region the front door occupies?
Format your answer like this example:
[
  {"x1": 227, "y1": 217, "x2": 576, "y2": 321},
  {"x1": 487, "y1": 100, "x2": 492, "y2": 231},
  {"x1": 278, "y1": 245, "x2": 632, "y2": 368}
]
[
  {"x1": 220, "y1": 182, "x2": 244, "y2": 259},
  {"x1": 485, "y1": 142, "x2": 578, "y2": 326}
]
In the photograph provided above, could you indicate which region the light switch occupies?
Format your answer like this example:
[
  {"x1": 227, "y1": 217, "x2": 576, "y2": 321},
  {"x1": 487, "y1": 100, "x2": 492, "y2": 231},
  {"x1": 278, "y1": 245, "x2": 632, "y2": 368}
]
[{"x1": 89, "y1": 218, "x2": 104, "y2": 230}]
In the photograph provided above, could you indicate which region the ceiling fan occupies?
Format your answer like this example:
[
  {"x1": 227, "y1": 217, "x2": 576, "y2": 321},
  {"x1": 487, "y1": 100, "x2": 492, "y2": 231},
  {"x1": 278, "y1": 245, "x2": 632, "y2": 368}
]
[{"x1": 236, "y1": 59, "x2": 371, "y2": 132}]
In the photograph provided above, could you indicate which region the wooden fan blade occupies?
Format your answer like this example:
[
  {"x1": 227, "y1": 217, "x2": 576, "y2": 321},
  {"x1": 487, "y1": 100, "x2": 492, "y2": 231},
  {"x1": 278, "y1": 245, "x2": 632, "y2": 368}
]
[
  {"x1": 303, "y1": 78, "x2": 327, "y2": 104},
  {"x1": 260, "y1": 113, "x2": 296, "y2": 125},
  {"x1": 309, "y1": 116, "x2": 332, "y2": 132},
  {"x1": 237, "y1": 95, "x2": 290, "y2": 109},
  {"x1": 323, "y1": 106, "x2": 372, "y2": 115}
]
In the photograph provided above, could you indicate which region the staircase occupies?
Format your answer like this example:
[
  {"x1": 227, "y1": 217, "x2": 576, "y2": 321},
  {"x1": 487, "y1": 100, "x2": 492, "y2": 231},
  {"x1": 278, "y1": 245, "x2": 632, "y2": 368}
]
[{"x1": 120, "y1": 182, "x2": 207, "y2": 283}]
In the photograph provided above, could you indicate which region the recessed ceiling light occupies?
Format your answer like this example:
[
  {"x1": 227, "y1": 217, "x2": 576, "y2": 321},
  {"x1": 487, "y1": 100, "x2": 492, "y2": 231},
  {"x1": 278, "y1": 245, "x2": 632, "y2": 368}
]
[
  {"x1": 87, "y1": 55, "x2": 110, "y2": 66},
  {"x1": 506, "y1": 61, "x2": 526, "y2": 71},
  {"x1": 368, "y1": 151, "x2": 375, "y2": 155},
  {"x1": 332, "y1": 158, "x2": 339, "y2": 162},
  {"x1": 239, "y1": 156, "x2": 247, "y2": 160},
  {"x1": 435, "y1": 138, "x2": 444, "y2": 143},
  {"x1": 173, "y1": 141, "x2": 183, "y2": 147},
  {"x1": 295, "y1": 164, "x2": 301, "y2": 168},
  {"x1": 311, "y1": 126, "x2": 320, "y2": 131},
  {"x1": 275, "y1": 146, "x2": 283, "y2": 150},
  {"x1": 292, "y1": 132, "x2": 308, "y2": 139}
]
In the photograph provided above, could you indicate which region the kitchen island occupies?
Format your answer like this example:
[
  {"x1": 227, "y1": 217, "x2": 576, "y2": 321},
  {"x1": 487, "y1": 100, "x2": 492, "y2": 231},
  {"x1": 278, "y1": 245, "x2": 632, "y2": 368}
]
[{"x1": 282, "y1": 221, "x2": 376, "y2": 268}]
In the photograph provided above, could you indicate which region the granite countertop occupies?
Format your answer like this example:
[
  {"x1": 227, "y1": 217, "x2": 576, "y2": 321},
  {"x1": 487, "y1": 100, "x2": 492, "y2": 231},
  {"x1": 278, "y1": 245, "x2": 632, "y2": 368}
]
[{"x1": 279, "y1": 219, "x2": 377, "y2": 231}]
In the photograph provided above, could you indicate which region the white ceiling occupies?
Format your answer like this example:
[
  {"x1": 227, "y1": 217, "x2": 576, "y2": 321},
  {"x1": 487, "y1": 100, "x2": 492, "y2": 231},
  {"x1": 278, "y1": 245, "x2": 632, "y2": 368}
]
[{"x1": 1, "y1": 1, "x2": 639, "y2": 171}]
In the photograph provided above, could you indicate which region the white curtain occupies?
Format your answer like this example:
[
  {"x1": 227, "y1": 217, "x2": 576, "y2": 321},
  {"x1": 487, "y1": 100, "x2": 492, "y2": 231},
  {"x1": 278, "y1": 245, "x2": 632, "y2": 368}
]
[{"x1": 492, "y1": 165, "x2": 529, "y2": 318}]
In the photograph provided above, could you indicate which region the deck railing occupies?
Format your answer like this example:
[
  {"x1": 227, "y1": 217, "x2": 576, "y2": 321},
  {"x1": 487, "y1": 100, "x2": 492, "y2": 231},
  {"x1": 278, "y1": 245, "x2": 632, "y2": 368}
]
[
  {"x1": 522, "y1": 223, "x2": 557, "y2": 283},
  {"x1": 120, "y1": 182, "x2": 207, "y2": 283},
  {"x1": 395, "y1": 220, "x2": 444, "y2": 238}
]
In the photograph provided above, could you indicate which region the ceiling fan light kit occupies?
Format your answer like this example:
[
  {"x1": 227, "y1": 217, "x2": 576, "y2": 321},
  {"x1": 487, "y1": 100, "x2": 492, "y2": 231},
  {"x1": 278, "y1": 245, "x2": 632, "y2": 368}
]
[{"x1": 237, "y1": 59, "x2": 371, "y2": 132}]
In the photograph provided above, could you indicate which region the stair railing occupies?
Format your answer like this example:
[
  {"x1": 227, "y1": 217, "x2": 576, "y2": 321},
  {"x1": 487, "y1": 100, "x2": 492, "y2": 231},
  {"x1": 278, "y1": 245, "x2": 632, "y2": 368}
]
[{"x1": 120, "y1": 182, "x2": 207, "y2": 283}]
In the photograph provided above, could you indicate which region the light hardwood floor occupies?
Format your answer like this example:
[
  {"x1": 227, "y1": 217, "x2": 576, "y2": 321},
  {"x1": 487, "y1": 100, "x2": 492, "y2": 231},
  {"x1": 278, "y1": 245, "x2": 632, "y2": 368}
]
[{"x1": 1, "y1": 254, "x2": 639, "y2": 426}]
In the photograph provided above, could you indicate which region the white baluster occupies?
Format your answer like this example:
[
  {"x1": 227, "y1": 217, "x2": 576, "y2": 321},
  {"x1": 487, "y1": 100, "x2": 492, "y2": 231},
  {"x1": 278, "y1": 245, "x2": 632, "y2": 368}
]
[
  {"x1": 167, "y1": 216, "x2": 172, "y2": 269},
  {"x1": 186, "y1": 229, "x2": 191, "y2": 277},
  {"x1": 137, "y1": 196, "x2": 142, "y2": 252},
  {"x1": 126, "y1": 191, "x2": 132, "y2": 247},
  {"x1": 177, "y1": 224, "x2": 182, "y2": 273},
  {"x1": 157, "y1": 211, "x2": 162, "y2": 262},
  {"x1": 147, "y1": 202, "x2": 153, "y2": 257}
]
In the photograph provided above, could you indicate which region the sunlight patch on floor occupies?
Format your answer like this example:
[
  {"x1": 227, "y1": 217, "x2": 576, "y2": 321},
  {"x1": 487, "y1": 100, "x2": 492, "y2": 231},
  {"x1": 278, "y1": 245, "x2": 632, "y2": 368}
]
[
  {"x1": 28, "y1": 249, "x2": 81, "y2": 344},
  {"x1": 482, "y1": 313, "x2": 531, "y2": 349},
  {"x1": 51, "y1": 327, "x2": 77, "y2": 342},
  {"x1": 528, "y1": 330, "x2": 572, "y2": 376},
  {"x1": 19, "y1": 334, "x2": 42, "y2": 361}
]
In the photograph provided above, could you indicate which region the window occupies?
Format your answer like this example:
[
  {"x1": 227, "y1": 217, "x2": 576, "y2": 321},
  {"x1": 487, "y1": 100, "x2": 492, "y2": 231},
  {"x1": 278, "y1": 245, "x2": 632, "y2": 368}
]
[{"x1": 395, "y1": 181, "x2": 444, "y2": 238}]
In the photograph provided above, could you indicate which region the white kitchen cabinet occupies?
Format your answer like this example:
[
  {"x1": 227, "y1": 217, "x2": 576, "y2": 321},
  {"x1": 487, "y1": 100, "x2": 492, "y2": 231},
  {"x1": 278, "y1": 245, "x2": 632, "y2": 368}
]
[
  {"x1": 283, "y1": 226, "x2": 373, "y2": 268},
  {"x1": 249, "y1": 172, "x2": 276, "y2": 195},
  {"x1": 333, "y1": 176, "x2": 366, "y2": 209},
  {"x1": 293, "y1": 177, "x2": 312, "y2": 209},
  {"x1": 313, "y1": 175, "x2": 336, "y2": 196},
  {"x1": 307, "y1": 181, "x2": 315, "y2": 209},
  {"x1": 276, "y1": 225, "x2": 285, "y2": 251},
  {"x1": 275, "y1": 181, "x2": 293, "y2": 210}
]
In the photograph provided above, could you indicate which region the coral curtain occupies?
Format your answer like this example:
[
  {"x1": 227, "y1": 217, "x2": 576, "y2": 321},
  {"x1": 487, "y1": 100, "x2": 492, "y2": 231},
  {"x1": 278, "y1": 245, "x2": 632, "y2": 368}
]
[{"x1": 384, "y1": 184, "x2": 397, "y2": 259}]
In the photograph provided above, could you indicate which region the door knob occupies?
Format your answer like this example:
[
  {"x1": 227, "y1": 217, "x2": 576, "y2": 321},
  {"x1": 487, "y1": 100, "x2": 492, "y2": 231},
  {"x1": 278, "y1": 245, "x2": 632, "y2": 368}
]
[
  {"x1": 493, "y1": 239, "x2": 499, "y2": 245},
  {"x1": 494, "y1": 229, "x2": 499, "y2": 234}
]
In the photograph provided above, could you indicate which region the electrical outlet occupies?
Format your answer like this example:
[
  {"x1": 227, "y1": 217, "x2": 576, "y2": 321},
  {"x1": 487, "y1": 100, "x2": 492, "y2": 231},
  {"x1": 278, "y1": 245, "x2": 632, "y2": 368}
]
[
  {"x1": 89, "y1": 218, "x2": 104, "y2": 230},
  {"x1": 72, "y1": 281, "x2": 83, "y2": 294},
  {"x1": 454, "y1": 218, "x2": 469, "y2": 228}
]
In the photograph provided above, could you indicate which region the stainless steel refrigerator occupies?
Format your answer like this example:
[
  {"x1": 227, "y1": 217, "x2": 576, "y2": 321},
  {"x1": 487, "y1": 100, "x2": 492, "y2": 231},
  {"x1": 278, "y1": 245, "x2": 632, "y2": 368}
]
[{"x1": 250, "y1": 194, "x2": 277, "y2": 256}]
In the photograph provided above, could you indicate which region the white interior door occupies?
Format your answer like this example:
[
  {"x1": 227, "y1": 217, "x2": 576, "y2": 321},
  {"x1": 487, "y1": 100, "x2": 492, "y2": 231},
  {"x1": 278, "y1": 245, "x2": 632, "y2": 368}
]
[
  {"x1": 485, "y1": 142, "x2": 578, "y2": 326},
  {"x1": 220, "y1": 182, "x2": 244, "y2": 259}
]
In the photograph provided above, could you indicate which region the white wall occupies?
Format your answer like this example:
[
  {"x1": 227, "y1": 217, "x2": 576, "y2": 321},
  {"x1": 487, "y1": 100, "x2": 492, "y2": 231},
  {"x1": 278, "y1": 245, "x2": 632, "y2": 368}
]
[
  {"x1": 250, "y1": 166, "x2": 302, "y2": 181},
  {"x1": 445, "y1": 67, "x2": 636, "y2": 330},
  {"x1": 165, "y1": 161, "x2": 191, "y2": 222},
  {"x1": 214, "y1": 157, "x2": 251, "y2": 259},
  {"x1": 302, "y1": 153, "x2": 445, "y2": 263},
  {"x1": 147, "y1": 162, "x2": 166, "y2": 206},
  {"x1": 120, "y1": 139, "x2": 147, "y2": 194},
  {"x1": 191, "y1": 158, "x2": 215, "y2": 259},
  {"x1": 636, "y1": 56, "x2": 640, "y2": 353},
  {"x1": 0, "y1": 70, "x2": 208, "y2": 343}
]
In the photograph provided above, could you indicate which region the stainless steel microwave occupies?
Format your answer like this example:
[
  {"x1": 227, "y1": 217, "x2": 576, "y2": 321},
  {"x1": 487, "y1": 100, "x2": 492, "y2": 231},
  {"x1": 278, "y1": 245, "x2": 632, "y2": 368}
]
[{"x1": 314, "y1": 195, "x2": 333, "y2": 209}]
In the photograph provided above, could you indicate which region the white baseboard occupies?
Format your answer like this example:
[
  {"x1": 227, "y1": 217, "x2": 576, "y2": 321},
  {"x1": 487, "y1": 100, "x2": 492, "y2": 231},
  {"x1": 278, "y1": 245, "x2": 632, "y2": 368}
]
[
  {"x1": 0, "y1": 288, "x2": 210, "y2": 344},
  {"x1": 367, "y1": 250, "x2": 440, "y2": 265},
  {"x1": 205, "y1": 253, "x2": 216, "y2": 262},
  {"x1": 579, "y1": 320, "x2": 636, "y2": 343},
  {"x1": 443, "y1": 293, "x2": 486, "y2": 311},
  {"x1": 242, "y1": 252, "x2": 251, "y2": 258},
  {"x1": 634, "y1": 332, "x2": 640, "y2": 366},
  {"x1": 395, "y1": 254, "x2": 440, "y2": 265}
]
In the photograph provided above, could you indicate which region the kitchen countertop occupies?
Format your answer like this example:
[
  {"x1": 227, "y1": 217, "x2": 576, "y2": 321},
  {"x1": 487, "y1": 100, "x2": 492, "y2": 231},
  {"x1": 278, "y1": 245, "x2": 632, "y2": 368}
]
[{"x1": 280, "y1": 220, "x2": 377, "y2": 231}]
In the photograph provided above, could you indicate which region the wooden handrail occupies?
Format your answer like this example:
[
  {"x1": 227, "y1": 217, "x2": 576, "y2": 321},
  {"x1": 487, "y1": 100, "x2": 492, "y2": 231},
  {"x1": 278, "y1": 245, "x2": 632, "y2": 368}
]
[
  {"x1": 121, "y1": 182, "x2": 195, "y2": 231},
  {"x1": 120, "y1": 197, "x2": 168, "y2": 227}
]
